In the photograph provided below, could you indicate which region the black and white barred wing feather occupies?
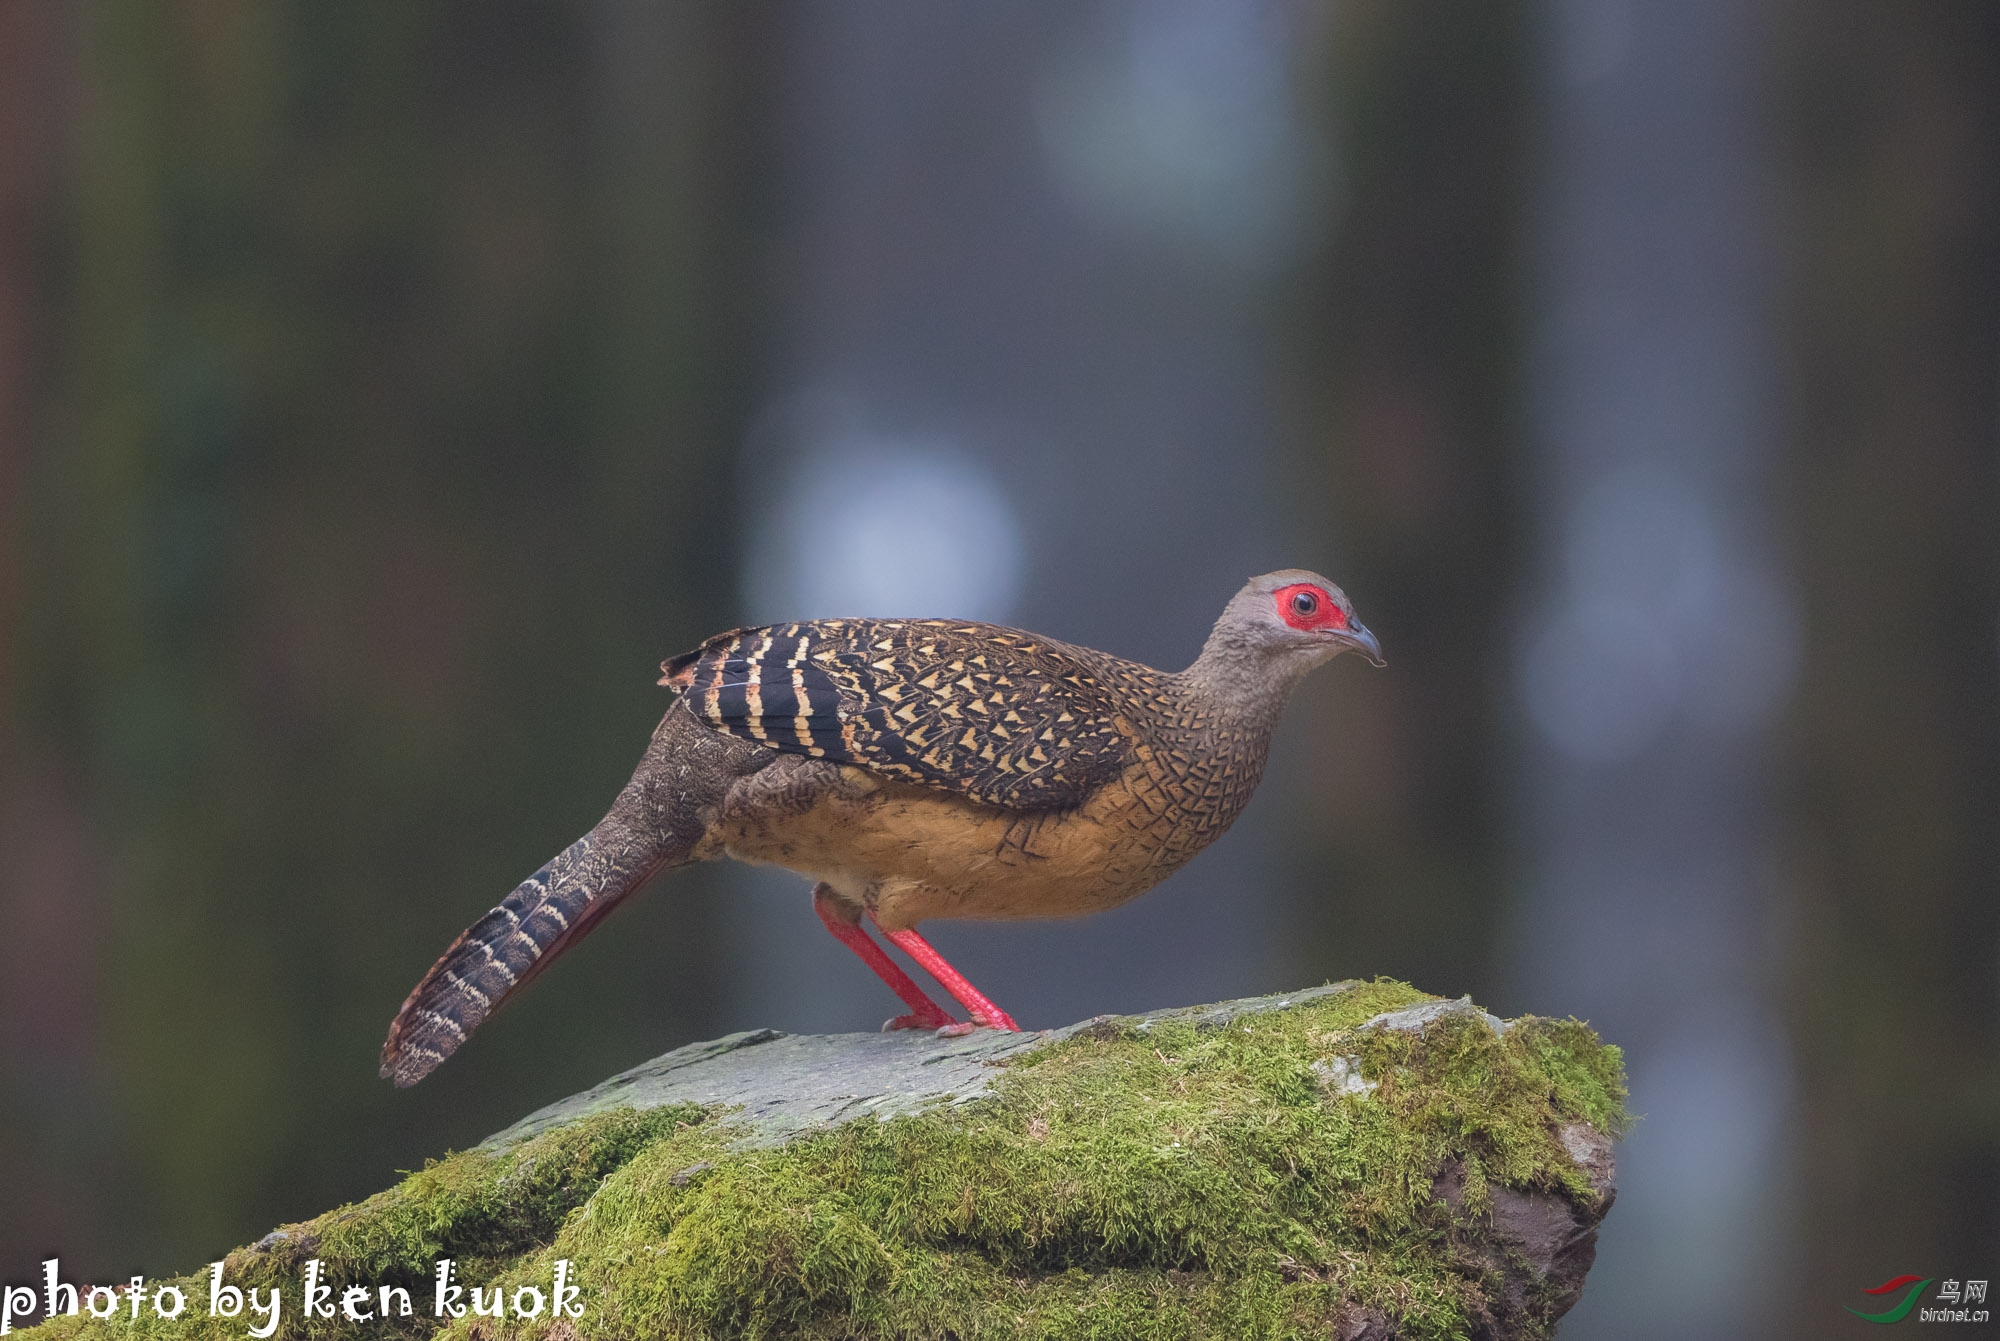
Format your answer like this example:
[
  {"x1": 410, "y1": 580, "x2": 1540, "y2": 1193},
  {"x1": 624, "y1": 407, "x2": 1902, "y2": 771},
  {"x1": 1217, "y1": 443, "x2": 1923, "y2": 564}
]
[{"x1": 662, "y1": 619, "x2": 1136, "y2": 811}]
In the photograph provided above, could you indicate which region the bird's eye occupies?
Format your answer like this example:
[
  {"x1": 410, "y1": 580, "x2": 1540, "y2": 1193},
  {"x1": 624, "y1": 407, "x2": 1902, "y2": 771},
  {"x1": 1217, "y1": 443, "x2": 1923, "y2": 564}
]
[{"x1": 1291, "y1": 590, "x2": 1318, "y2": 617}]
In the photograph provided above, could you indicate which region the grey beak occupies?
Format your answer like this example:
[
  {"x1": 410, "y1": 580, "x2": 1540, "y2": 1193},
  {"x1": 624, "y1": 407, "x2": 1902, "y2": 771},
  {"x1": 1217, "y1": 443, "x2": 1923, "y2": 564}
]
[{"x1": 1342, "y1": 621, "x2": 1385, "y2": 667}]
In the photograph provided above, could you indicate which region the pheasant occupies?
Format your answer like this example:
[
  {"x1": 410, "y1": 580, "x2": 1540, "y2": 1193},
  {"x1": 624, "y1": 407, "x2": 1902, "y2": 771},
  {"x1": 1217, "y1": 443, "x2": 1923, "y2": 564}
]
[{"x1": 380, "y1": 569, "x2": 1381, "y2": 1086}]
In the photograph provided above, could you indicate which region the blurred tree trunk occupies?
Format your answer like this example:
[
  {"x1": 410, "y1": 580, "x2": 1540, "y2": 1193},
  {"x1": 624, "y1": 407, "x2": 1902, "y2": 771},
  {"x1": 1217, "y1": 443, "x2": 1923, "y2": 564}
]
[
  {"x1": 1779, "y1": 0, "x2": 2000, "y2": 1319},
  {"x1": 0, "y1": 0, "x2": 94, "y2": 1287},
  {"x1": 0, "y1": 0, "x2": 760, "y2": 1284},
  {"x1": 1291, "y1": 0, "x2": 1527, "y2": 1000}
]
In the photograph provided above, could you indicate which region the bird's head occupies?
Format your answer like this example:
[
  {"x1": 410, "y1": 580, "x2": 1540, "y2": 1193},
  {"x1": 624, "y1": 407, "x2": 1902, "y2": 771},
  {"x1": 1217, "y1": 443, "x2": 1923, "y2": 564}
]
[{"x1": 1205, "y1": 569, "x2": 1384, "y2": 677}]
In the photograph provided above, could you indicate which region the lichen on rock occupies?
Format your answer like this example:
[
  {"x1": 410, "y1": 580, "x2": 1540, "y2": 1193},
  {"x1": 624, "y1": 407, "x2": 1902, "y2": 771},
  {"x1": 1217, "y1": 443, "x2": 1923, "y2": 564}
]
[{"x1": 33, "y1": 980, "x2": 1625, "y2": 1340}]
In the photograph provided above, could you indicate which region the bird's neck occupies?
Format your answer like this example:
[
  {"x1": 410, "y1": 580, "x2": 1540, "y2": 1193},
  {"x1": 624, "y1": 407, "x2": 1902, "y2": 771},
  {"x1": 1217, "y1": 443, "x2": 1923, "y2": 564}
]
[
  {"x1": 1177, "y1": 628, "x2": 1312, "y2": 736},
  {"x1": 1124, "y1": 637, "x2": 1305, "y2": 819}
]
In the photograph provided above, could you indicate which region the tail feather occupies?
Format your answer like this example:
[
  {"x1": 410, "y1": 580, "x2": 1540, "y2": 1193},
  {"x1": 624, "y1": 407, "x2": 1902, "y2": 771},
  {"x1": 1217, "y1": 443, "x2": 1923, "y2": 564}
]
[
  {"x1": 380, "y1": 699, "x2": 770, "y2": 1087},
  {"x1": 379, "y1": 818, "x2": 671, "y2": 1087}
]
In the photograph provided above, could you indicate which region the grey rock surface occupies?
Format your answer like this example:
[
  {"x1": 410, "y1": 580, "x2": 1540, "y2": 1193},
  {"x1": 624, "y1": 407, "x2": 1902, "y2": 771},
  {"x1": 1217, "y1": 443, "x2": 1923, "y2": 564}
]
[
  {"x1": 1357, "y1": 994, "x2": 1509, "y2": 1036},
  {"x1": 483, "y1": 981, "x2": 1361, "y2": 1149}
]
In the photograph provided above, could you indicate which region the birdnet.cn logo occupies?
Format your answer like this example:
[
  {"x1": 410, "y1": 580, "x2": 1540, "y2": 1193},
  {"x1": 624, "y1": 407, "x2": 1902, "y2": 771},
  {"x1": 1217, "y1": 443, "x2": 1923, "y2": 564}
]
[{"x1": 1847, "y1": 1275, "x2": 1991, "y2": 1325}]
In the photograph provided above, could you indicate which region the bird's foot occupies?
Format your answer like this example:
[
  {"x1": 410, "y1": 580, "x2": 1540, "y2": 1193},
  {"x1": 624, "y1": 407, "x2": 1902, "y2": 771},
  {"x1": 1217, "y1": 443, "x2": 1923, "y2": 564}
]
[
  {"x1": 883, "y1": 1011, "x2": 1016, "y2": 1036},
  {"x1": 882, "y1": 1006, "x2": 956, "y2": 1032}
]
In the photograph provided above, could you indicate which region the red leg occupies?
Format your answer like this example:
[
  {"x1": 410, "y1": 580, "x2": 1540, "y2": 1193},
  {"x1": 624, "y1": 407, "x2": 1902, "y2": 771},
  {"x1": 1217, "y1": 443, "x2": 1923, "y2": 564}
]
[
  {"x1": 813, "y1": 885, "x2": 956, "y2": 1031},
  {"x1": 870, "y1": 917, "x2": 1021, "y2": 1032}
]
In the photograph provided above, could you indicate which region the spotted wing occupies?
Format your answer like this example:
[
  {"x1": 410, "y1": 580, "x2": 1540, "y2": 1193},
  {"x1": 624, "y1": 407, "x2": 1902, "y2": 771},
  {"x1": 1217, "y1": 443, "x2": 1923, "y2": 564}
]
[{"x1": 661, "y1": 619, "x2": 1139, "y2": 810}]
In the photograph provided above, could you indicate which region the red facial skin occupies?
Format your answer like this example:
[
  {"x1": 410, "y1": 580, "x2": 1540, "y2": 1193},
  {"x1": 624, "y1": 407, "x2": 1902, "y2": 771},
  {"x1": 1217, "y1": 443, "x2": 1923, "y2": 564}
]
[{"x1": 1274, "y1": 582, "x2": 1348, "y2": 632}]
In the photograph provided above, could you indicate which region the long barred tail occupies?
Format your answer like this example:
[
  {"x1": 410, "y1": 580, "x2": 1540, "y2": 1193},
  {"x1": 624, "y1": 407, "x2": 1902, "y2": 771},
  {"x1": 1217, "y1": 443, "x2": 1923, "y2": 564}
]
[
  {"x1": 378, "y1": 817, "x2": 664, "y2": 1086},
  {"x1": 380, "y1": 704, "x2": 746, "y2": 1087}
]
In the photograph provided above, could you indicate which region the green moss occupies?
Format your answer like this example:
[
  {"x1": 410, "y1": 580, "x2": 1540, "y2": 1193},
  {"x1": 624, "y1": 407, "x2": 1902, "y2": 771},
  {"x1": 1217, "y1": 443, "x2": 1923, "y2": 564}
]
[{"x1": 38, "y1": 983, "x2": 1624, "y2": 1340}]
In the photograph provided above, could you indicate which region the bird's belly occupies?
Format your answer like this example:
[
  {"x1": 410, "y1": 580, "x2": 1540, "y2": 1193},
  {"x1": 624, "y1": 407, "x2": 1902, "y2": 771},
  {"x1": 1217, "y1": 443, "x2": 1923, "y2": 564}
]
[{"x1": 719, "y1": 767, "x2": 1192, "y2": 930}]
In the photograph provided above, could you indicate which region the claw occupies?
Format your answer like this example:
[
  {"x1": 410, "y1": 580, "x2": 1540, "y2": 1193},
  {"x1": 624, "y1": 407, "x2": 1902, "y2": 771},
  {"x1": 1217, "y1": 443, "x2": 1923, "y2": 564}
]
[{"x1": 883, "y1": 1008, "x2": 955, "y2": 1032}]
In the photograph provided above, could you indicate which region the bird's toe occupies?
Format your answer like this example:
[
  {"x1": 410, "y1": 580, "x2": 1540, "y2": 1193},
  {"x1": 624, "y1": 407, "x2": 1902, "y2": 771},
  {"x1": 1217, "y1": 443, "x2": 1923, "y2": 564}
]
[{"x1": 883, "y1": 1011, "x2": 953, "y2": 1032}]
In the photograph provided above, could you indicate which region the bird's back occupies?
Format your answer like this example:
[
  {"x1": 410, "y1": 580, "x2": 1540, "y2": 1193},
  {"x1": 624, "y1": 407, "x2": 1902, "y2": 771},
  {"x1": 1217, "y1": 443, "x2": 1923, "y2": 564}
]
[{"x1": 663, "y1": 618, "x2": 1162, "y2": 811}]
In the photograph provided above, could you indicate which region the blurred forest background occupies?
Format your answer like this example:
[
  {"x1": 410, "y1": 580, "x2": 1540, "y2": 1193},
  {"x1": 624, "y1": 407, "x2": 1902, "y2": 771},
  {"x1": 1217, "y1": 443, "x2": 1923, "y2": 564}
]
[{"x1": 0, "y1": 2, "x2": 1994, "y2": 1338}]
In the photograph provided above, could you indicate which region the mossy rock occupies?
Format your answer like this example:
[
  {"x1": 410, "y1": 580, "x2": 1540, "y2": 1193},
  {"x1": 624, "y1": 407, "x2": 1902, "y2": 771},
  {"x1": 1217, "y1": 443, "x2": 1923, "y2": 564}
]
[{"x1": 33, "y1": 981, "x2": 1624, "y2": 1340}]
